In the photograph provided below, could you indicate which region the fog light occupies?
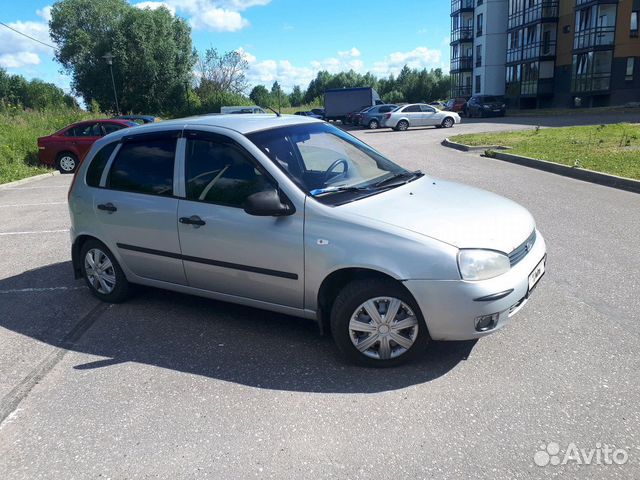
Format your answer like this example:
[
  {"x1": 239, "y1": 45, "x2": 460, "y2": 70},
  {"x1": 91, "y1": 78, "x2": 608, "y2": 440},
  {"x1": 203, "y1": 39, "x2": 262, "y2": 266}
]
[{"x1": 474, "y1": 313, "x2": 499, "y2": 332}]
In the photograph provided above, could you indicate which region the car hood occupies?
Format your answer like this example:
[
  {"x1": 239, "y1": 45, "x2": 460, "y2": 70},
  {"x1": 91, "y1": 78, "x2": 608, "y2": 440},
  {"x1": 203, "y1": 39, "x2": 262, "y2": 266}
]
[{"x1": 339, "y1": 176, "x2": 535, "y2": 253}]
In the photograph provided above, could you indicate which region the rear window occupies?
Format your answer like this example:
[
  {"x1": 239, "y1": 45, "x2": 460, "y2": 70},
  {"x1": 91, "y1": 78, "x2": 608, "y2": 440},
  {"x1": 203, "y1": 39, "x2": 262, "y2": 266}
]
[
  {"x1": 402, "y1": 105, "x2": 421, "y2": 112},
  {"x1": 107, "y1": 137, "x2": 176, "y2": 196},
  {"x1": 86, "y1": 142, "x2": 118, "y2": 187}
]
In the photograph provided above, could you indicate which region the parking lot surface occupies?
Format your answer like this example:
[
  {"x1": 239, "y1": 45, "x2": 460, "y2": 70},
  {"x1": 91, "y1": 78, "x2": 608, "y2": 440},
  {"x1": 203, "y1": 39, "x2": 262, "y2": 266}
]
[{"x1": 1, "y1": 114, "x2": 639, "y2": 479}]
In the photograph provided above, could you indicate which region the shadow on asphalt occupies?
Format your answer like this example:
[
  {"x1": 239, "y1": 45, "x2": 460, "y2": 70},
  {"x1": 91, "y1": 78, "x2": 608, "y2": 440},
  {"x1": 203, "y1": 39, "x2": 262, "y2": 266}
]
[{"x1": 1, "y1": 261, "x2": 477, "y2": 393}]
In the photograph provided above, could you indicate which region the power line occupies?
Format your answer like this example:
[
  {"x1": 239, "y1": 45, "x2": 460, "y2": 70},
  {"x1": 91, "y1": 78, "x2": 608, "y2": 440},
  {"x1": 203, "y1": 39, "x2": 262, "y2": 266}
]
[{"x1": 0, "y1": 21, "x2": 56, "y2": 50}]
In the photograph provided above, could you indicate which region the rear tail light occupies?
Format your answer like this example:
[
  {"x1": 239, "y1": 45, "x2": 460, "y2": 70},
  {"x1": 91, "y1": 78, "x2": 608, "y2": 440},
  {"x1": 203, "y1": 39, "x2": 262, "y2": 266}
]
[{"x1": 384, "y1": 113, "x2": 391, "y2": 119}]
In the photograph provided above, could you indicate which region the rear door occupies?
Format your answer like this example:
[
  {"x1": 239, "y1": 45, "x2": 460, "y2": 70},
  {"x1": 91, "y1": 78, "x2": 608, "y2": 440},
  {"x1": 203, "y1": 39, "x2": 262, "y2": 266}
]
[
  {"x1": 176, "y1": 130, "x2": 304, "y2": 308},
  {"x1": 92, "y1": 131, "x2": 186, "y2": 284},
  {"x1": 69, "y1": 122, "x2": 103, "y2": 159}
]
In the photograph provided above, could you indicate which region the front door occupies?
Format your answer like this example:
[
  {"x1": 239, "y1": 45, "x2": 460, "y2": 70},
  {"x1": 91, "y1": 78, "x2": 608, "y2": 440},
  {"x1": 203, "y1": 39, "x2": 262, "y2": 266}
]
[
  {"x1": 177, "y1": 131, "x2": 304, "y2": 308},
  {"x1": 93, "y1": 132, "x2": 186, "y2": 285},
  {"x1": 420, "y1": 105, "x2": 438, "y2": 126}
]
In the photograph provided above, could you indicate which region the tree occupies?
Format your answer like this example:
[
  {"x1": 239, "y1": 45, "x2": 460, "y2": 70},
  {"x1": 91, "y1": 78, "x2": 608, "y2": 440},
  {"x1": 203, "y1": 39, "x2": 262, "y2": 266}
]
[
  {"x1": 270, "y1": 81, "x2": 289, "y2": 110},
  {"x1": 289, "y1": 85, "x2": 303, "y2": 107},
  {"x1": 50, "y1": 0, "x2": 195, "y2": 114},
  {"x1": 195, "y1": 48, "x2": 249, "y2": 97},
  {"x1": 249, "y1": 84, "x2": 270, "y2": 107}
]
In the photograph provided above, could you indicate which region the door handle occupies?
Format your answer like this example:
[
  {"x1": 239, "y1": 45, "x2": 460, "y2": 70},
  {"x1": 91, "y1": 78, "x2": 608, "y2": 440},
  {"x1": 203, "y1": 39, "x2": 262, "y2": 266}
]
[
  {"x1": 179, "y1": 215, "x2": 206, "y2": 226},
  {"x1": 97, "y1": 203, "x2": 117, "y2": 213}
]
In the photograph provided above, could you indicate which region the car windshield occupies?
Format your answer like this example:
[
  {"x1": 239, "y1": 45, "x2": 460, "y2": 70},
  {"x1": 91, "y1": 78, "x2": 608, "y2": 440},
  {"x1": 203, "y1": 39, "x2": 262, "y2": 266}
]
[
  {"x1": 247, "y1": 123, "x2": 415, "y2": 204},
  {"x1": 482, "y1": 96, "x2": 500, "y2": 103}
]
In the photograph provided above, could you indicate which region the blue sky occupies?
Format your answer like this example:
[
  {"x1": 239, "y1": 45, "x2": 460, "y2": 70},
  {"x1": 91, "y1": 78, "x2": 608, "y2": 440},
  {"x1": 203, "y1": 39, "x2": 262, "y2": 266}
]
[{"x1": 1, "y1": 0, "x2": 451, "y2": 93}]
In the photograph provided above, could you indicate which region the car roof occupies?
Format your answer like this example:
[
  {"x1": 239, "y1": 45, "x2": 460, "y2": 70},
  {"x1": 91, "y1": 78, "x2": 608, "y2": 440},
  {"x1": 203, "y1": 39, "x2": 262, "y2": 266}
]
[{"x1": 96, "y1": 114, "x2": 322, "y2": 139}]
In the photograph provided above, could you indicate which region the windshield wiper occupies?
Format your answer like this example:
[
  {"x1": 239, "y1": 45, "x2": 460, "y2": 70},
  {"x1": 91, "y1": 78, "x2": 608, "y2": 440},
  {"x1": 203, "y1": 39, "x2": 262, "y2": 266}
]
[
  {"x1": 310, "y1": 186, "x2": 372, "y2": 197},
  {"x1": 371, "y1": 170, "x2": 423, "y2": 188}
]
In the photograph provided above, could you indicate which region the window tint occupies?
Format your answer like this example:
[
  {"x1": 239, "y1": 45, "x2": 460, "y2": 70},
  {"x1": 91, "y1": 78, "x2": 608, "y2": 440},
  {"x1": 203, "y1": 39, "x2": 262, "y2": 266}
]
[
  {"x1": 420, "y1": 105, "x2": 436, "y2": 113},
  {"x1": 66, "y1": 123, "x2": 101, "y2": 137},
  {"x1": 102, "y1": 123, "x2": 126, "y2": 135},
  {"x1": 185, "y1": 136, "x2": 272, "y2": 207},
  {"x1": 108, "y1": 137, "x2": 176, "y2": 196},
  {"x1": 86, "y1": 142, "x2": 117, "y2": 187},
  {"x1": 403, "y1": 105, "x2": 421, "y2": 112}
]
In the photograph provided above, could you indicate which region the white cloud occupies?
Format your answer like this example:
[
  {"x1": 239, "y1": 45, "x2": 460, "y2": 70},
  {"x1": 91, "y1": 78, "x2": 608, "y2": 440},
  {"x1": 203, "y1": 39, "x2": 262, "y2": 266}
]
[
  {"x1": 0, "y1": 9, "x2": 54, "y2": 70},
  {"x1": 371, "y1": 46, "x2": 443, "y2": 76},
  {"x1": 134, "y1": 1, "x2": 176, "y2": 15},
  {"x1": 338, "y1": 47, "x2": 361, "y2": 58},
  {"x1": 161, "y1": 0, "x2": 269, "y2": 31}
]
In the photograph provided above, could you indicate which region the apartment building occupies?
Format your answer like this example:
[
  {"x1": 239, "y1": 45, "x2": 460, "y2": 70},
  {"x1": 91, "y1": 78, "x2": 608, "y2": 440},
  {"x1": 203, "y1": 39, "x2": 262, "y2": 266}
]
[
  {"x1": 450, "y1": 0, "x2": 640, "y2": 108},
  {"x1": 450, "y1": 0, "x2": 508, "y2": 97}
]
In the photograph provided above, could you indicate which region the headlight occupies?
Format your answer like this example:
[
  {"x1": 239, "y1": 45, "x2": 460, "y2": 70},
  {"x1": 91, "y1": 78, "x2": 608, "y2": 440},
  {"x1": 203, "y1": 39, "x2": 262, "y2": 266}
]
[
  {"x1": 458, "y1": 249, "x2": 510, "y2": 280},
  {"x1": 483, "y1": 105, "x2": 491, "y2": 109}
]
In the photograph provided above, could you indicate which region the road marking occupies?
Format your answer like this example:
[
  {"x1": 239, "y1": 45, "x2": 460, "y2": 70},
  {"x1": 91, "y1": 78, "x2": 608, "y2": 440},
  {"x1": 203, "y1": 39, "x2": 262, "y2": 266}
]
[
  {"x1": 0, "y1": 302, "x2": 110, "y2": 427},
  {"x1": 0, "y1": 229, "x2": 69, "y2": 236},
  {"x1": 0, "y1": 202, "x2": 67, "y2": 208},
  {"x1": 0, "y1": 286, "x2": 85, "y2": 294}
]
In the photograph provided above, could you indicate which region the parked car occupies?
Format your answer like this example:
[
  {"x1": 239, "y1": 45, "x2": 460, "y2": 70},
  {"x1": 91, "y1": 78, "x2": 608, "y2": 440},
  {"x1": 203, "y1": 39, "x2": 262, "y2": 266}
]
[
  {"x1": 360, "y1": 104, "x2": 398, "y2": 129},
  {"x1": 221, "y1": 106, "x2": 267, "y2": 114},
  {"x1": 114, "y1": 115, "x2": 160, "y2": 124},
  {"x1": 465, "y1": 95, "x2": 507, "y2": 117},
  {"x1": 68, "y1": 114, "x2": 546, "y2": 367},
  {"x1": 444, "y1": 97, "x2": 469, "y2": 114},
  {"x1": 310, "y1": 108, "x2": 325, "y2": 119},
  {"x1": 380, "y1": 103, "x2": 460, "y2": 131},
  {"x1": 429, "y1": 101, "x2": 447, "y2": 110},
  {"x1": 38, "y1": 119, "x2": 137, "y2": 173},
  {"x1": 351, "y1": 106, "x2": 375, "y2": 126},
  {"x1": 294, "y1": 111, "x2": 324, "y2": 119},
  {"x1": 345, "y1": 105, "x2": 371, "y2": 125}
]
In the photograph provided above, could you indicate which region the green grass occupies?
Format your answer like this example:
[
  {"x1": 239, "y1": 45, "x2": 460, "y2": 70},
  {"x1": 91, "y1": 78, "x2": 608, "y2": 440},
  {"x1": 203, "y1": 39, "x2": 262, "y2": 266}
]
[
  {"x1": 450, "y1": 123, "x2": 640, "y2": 180},
  {"x1": 0, "y1": 107, "x2": 96, "y2": 184}
]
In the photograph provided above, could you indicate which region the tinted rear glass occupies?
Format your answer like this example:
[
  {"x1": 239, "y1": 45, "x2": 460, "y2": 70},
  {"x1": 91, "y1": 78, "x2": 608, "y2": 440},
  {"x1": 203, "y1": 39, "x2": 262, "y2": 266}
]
[
  {"x1": 108, "y1": 138, "x2": 176, "y2": 196},
  {"x1": 86, "y1": 142, "x2": 117, "y2": 187},
  {"x1": 482, "y1": 96, "x2": 500, "y2": 103}
]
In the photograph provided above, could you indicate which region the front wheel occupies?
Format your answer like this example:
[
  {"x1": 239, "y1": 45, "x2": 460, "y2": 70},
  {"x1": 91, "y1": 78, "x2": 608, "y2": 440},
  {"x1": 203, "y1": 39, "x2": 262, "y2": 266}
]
[
  {"x1": 331, "y1": 278, "x2": 429, "y2": 367},
  {"x1": 442, "y1": 117, "x2": 454, "y2": 128}
]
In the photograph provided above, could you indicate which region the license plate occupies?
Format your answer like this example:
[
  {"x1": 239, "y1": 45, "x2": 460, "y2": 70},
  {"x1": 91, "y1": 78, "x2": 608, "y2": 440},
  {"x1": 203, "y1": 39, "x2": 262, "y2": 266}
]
[
  {"x1": 493, "y1": 109, "x2": 501, "y2": 112},
  {"x1": 528, "y1": 258, "x2": 545, "y2": 292}
]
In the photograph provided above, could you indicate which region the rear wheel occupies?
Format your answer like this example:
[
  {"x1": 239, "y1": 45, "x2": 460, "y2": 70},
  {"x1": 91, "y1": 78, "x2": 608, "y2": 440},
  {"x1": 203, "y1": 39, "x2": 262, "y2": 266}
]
[
  {"x1": 368, "y1": 119, "x2": 379, "y2": 129},
  {"x1": 57, "y1": 152, "x2": 78, "y2": 174},
  {"x1": 396, "y1": 120, "x2": 409, "y2": 132},
  {"x1": 80, "y1": 239, "x2": 131, "y2": 303},
  {"x1": 331, "y1": 278, "x2": 429, "y2": 367}
]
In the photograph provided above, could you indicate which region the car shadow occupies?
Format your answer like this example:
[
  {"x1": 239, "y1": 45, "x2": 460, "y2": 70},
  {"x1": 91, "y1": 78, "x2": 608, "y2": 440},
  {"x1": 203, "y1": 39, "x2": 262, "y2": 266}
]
[{"x1": 0, "y1": 261, "x2": 477, "y2": 394}]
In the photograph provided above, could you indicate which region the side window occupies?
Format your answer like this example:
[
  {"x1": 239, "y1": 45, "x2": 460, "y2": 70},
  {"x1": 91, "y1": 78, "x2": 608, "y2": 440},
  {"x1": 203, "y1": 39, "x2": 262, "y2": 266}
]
[
  {"x1": 102, "y1": 123, "x2": 126, "y2": 135},
  {"x1": 108, "y1": 137, "x2": 176, "y2": 196},
  {"x1": 403, "y1": 105, "x2": 421, "y2": 113},
  {"x1": 185, "y1": 136, "x2": 273, "y2": 208},
  {"x1": 86, "y1": 142, "x2": 118, "y2": 187},
  {"x1": 420, "y1": 105, "x2": 436, "y2": 113},
  {"x1": 70, "y1": 123, "x2": 100, "y2": 137}
]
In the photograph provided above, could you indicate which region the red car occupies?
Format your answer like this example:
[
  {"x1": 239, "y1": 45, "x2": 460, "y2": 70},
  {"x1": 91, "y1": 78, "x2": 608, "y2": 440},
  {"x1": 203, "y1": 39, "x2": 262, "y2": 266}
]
[
  {"x1": 38, "y1": 119, "x2": 137, "y2": 173},
  {"x1": 444, "y1": 97, "x2": 470, "y2": 115}
]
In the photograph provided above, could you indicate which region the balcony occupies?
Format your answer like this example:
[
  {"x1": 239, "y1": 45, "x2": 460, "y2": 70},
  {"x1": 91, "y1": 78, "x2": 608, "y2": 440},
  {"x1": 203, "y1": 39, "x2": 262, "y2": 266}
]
[
  {"x1": 576, "y1": 0, "x2": 619, "y2": 6},
  {"x1": 451, "y1": 85, "x2": 472, "y2": 97},
  {"x1": 508, "y1": 40, "x2": 557, "y2": 63},
  {"x1": 450, "y1": 57, "x2": 474, "y2": 71},
  {"x1": 451, "y1": 27, "x2": 474, "y2": 43},
  {"x1": 508, "y1": 1, "x2": 558, "y2": 29},
  {"x1": 571, "y1": 72, "x2": 611, "y2": 92},
  {"x1": 573, "y1": 26, "x2": 615, "y2": 50},
  {"x1": 451, "y1": 0, "x2": 474, "y2": 14},
  {"x1": 506, "y1": 78, "x2": 555, "y2": 97}
]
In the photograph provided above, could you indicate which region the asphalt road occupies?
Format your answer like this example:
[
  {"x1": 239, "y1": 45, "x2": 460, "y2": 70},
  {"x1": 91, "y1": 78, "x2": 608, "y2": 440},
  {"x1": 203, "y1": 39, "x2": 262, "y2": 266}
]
[{"x1": 1, "y1": 113, "x2": 639, "y2": 479}]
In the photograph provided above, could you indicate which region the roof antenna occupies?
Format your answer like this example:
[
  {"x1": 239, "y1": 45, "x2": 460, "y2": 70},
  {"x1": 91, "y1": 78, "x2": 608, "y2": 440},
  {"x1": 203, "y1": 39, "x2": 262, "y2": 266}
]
[{"x1": 263, "y1": 106, "x2": 281, "y2": 117}]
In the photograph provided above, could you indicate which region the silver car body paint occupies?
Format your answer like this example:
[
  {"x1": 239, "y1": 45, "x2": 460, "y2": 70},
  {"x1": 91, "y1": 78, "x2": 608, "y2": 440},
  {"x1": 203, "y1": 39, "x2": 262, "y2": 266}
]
[{"x1": 69, "y1": 114, "x2": 546, "y2": 340}]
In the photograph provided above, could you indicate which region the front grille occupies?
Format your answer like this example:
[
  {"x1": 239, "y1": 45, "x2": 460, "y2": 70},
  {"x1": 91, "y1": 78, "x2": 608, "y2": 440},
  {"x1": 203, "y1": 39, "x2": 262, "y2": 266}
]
[{"x1": 508, "y1": 230, "x2": 536, "y2": 267}]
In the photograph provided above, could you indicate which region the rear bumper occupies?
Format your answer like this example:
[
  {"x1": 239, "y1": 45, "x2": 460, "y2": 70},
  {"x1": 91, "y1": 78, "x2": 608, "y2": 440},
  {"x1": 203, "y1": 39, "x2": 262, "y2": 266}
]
[{"x1": 404, "y1": 231, "x2": 546, "y2": 340}]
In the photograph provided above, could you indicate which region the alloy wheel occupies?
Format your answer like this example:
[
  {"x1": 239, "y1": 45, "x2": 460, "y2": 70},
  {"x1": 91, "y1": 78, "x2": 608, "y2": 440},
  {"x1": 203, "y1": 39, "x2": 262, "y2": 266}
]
[
  {"x1": 84, "y1": 248, "x2": 116, "y2": 294},
  {"x1": 348, "y1": 296, "x2": 419, "y2": 360},
  {"x1": 59, "y1": 155, "x2": 76, "y2": 172},
  {"x1": 443, "y1": 118, "x2": 454, "y2": 128},
  {"x1": 369, "y1": 120, "x2": 379, "y2": 129}
]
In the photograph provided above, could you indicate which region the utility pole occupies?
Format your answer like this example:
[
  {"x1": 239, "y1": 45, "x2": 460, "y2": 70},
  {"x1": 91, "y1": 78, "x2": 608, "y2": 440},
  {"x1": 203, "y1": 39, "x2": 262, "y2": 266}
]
[{"x1": 102, "y1": 52, "x2": 120, "y2": 114}]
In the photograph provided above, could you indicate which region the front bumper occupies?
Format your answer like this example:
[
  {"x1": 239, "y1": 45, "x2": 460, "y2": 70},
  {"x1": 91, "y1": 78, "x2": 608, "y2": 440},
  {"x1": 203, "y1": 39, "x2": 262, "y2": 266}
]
[{"x1": 403, "y1": 230, "x2": 546, "y2": 341}]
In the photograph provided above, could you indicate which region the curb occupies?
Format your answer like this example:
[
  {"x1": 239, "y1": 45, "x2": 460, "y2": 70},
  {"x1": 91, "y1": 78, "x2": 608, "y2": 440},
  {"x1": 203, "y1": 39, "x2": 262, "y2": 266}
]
[
  {"x1": 0, "y1": 170, "x2": 60, "y2": 190},
  {"x1": 484, "y1": 150, "x2": 640, "y2": 194},
  {"x1": 442, "y1": 138, "x2": 509, "y2": 152}
]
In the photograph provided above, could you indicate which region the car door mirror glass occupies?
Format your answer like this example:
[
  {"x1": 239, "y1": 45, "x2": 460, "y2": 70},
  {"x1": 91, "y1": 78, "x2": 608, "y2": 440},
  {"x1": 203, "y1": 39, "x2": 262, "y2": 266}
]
[{"x1": 243, "y1": 189, "x2": 294, "y2": 217}]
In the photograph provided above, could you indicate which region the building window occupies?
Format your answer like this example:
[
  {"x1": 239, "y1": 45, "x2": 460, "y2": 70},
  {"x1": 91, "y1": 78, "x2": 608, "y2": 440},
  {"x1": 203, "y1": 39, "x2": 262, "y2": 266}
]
[
  {"x1": 571, "y1": 50, "x2": 612, "y2": 92},
  {"x1": 626, "y1": 58, "x2": 635, "y2": 81},
  {"x1": 475, "y1": 75, "x2": 481, "y2": 93},
  {"x1": 631, "y1": 11, "x2": 639, "y2": 37},
  {"x1": 476, "y1": 13, "x2": 483, "y2": 36},
  {"x1": 477, "y1": 0, "x2": 483, "y2": 5},
  {"x1": 476, "y1": 45, "x2": 482, "y2": 67}
]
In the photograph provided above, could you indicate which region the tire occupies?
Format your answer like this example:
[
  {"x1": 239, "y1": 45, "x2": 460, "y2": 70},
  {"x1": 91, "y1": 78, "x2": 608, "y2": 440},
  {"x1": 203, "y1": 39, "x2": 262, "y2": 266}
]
[
  {"x1": 396, "y1": 120, "x2": 409, "y2": 132},
  {"x1": 368, "y1": 119, "x2": 379, "y2": 130},
  {"x1": 80, "y1": 239, "x2": 131, "y2": 303},
  {"x1": 57, "y1": 152, "x2": 78, "y2": 174},
  {"x1": 442, "y1": 117, "x2": 454, "y2": 128},
  {"x1": 330, "y1": 278, "x2": 429, "y2": 367}
]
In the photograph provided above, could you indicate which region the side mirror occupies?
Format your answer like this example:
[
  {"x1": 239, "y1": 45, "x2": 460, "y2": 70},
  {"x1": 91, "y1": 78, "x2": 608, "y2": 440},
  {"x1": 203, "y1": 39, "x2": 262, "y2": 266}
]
[{"x1": 243, "y1": 189, "x2": 294, "y2": 217}]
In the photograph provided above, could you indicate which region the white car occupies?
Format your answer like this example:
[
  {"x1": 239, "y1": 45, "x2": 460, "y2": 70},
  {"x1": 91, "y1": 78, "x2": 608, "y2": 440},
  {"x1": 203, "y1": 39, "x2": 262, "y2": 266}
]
[{"x1": 380, "y1": 103, "x2": 461, "y2": 131}]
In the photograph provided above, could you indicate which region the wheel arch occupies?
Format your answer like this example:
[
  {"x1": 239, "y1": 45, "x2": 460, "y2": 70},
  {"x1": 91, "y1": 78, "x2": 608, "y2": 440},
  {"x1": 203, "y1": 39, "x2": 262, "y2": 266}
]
[{"x1": 71, "y1": 234, "x2": 99, "y2": 279}]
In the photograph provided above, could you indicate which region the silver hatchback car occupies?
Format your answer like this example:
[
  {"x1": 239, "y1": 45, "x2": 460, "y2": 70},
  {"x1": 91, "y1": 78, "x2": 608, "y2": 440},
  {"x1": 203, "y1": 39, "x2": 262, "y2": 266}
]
[{"x1": 69, "y1": 114, "x2": 546, "y2": 367}]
